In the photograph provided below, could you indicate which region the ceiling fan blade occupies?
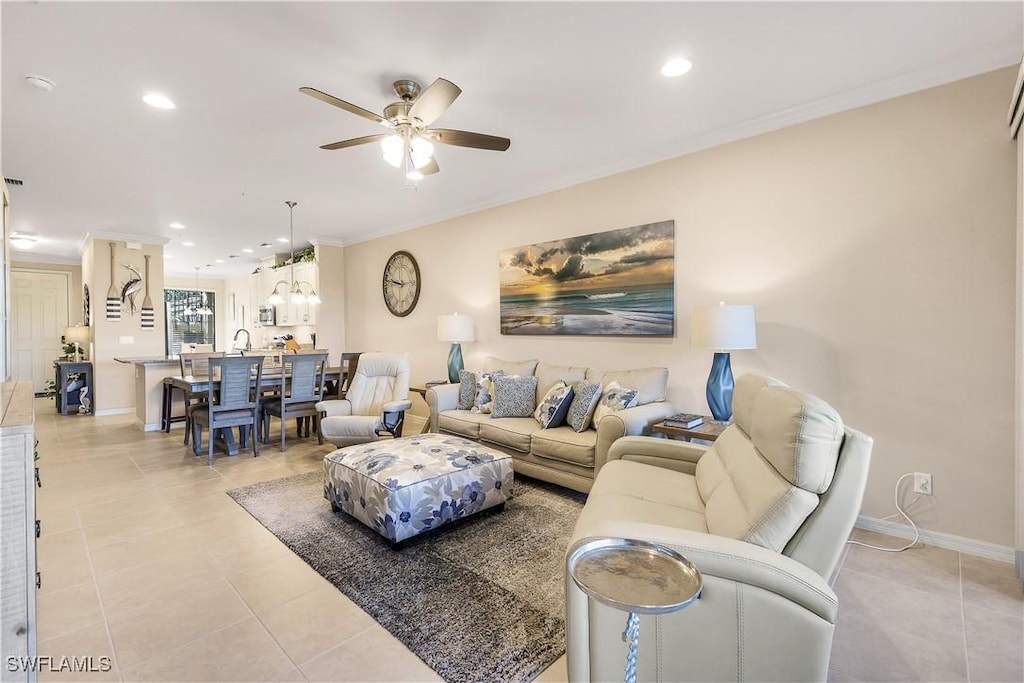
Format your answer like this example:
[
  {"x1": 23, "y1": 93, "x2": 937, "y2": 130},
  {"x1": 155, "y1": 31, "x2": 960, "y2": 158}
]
[
  {"x1": 426, "y1": 128, "x2": 511, "y2": 152},
  {"x1": 319, "y1": 134, "x2": 390, "y2": 151},
  {"x1": 408, "y1": 78, "x2": 462, "y2": 126},
  {"x1": 420, "y1": 157, "x2": 440, "y2": 175},
  {"x1": 299, "y1": 87, "x2": 392, "y2": 128}
]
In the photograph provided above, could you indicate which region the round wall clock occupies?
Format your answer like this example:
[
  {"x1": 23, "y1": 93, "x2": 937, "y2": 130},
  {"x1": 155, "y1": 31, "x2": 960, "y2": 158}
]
[{"x1": 382, "y1": 250, "x2": 421, "y2": 317}]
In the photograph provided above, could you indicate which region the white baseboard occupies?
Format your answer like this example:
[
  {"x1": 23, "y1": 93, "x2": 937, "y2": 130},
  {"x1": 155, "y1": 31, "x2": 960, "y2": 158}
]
[
  {"x1": 94, "y1": 407, "x2": 132, "y2": 417},
  {"x1": 134, "y1": 417, "x2": 163, "y2": 432},
  {"x1": 856, "y1": 515, "x2": 1016, "y2": 564}
]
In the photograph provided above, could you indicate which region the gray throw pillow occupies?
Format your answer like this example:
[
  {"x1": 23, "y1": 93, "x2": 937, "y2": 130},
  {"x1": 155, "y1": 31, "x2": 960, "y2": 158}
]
[
  {"x1": 457, "y1": 370, "x2": 477, "y2": 410},
  {"x1": 566, "y1": 380, "x2": 603, "y2": 432},
  {"x1": 491, "y1": 375, "x2": 539, "y2": 418}
]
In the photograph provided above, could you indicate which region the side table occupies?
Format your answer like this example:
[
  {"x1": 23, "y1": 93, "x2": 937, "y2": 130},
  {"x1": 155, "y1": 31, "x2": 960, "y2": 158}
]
[
  {"x1": 568, "y1": 537, "x2": 703, "y2": 683},
  {"x1": 652, "y1": 418, "x2": 726, "y2": 442},
  {"x1": 409, "y1": 382, "x2": 447, "y2": 435},
  {"x1": 54, "y1": 361, "x2": 94, "y2": 416}
]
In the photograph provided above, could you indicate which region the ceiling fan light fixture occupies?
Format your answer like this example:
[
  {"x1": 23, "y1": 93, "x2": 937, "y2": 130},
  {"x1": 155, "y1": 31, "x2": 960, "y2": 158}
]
[
  {"x1": 410, "y1": 137, "x2": 434, "y2": 168},
  {"x1": 381, "y1": 135, "x2": 404, "y2": 167}
]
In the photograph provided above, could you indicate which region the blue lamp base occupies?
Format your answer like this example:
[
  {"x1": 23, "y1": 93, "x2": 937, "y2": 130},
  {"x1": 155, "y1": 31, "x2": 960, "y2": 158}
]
[
  {"x1": 706, "y1": 352, "x2": 735, "y2": 422},
  {"x1": 447, "y1": 343, "x2": 464, "y2": 384}
]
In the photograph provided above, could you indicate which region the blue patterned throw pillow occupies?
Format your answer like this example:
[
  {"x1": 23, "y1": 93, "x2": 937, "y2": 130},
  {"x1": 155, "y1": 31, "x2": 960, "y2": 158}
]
[
  {"x1": 533, "y1": 381, "x2": 575, "y2": 429},
  {"x1": 566, "y1": 380, "x2": 603, "y2": 432},
  {"x1": 472, "y1": 371, "x2": 504, "y2": 414},
  {"x1": 491, "y1": 375, "x2": 539, "y2": 418},
  {"x1": 457, "y1": 370, "x2": 477, "y2": 410},
  {"x1": 592, "y1": 381, "x2": 639, "y2": 426}
]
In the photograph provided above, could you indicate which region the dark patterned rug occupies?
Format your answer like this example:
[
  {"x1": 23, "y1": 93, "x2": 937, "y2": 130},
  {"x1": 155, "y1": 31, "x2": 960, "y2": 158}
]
[{"x1": 227, "y1": 471, "x2": 586, "y2": 683}]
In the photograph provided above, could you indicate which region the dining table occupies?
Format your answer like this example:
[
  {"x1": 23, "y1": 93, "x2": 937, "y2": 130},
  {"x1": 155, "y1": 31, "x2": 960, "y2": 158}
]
[{"x1": 167, "y1": 365, "x2": 342, "y2": 455}]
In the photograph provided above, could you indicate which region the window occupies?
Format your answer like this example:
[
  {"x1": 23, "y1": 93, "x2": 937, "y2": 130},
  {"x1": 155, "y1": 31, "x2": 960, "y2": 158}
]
[{"x1": 164, "y1": 288, "x2": 216, "y2": 355}]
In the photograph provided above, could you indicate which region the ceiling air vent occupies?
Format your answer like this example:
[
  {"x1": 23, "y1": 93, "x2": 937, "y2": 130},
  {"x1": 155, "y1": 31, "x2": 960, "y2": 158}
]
[{"x1": 4, "y1": 177, "x2": 24, "y2": 187}]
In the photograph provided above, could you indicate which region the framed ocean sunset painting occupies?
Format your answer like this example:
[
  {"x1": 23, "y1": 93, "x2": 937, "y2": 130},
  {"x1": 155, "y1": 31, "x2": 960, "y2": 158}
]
[{"x1": 499, "y1": 220, "x2": 675, "y2": 336}]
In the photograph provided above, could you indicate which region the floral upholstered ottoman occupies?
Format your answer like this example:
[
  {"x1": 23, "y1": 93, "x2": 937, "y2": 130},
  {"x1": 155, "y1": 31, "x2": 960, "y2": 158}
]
[{"x1": 323, "y1": 433, "x2": 513, "y2": 545}]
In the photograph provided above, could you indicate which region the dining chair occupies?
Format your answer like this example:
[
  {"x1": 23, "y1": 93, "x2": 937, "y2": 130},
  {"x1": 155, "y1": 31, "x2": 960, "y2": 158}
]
[
  {"x1": 261, "y1": 352, "x2": 329, "y2": 451},
  {"x1": 191, "y1": 355, "x2": 265, "y2": 466},
  {"x1": 179, "y1": 351, "x2": 225, "y2": 446}
]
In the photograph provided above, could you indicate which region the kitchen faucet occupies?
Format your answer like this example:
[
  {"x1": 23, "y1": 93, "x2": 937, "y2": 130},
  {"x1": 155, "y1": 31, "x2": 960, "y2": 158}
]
[{"x1": 232, "y1": 328, "x2": 251, "y2": 351}]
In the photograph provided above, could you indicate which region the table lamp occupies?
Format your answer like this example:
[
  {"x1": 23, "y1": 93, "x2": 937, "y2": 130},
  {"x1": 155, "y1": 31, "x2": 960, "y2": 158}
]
[
  {"x1": 437, "y1": 313, "x2": 474, "y2": 383},
  {"x1": 691, "y1": 303, "x2": 757, "y2": 422},
  {"x1": 64, "y1": 325, "x2": 91, "y2": 362}
]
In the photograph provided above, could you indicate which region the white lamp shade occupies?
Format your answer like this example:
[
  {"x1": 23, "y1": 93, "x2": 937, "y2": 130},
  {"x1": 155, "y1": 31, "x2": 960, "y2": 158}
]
[
  {"x1": 691, "y1": 304, "x2": 757, "y2": 351},
  {"x1": 64, "y1": 325, "x2": 91, "y2": 345},
  {"x1": 437, "y1": 314, "x2": 474, "y2": 343}
]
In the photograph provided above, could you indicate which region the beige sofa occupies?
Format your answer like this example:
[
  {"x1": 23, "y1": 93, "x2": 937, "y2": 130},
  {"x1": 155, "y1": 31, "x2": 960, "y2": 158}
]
[
  {"x1": 426, "y1": 357, "x2": 676, "y2": 493},
  {"x1": 566, "y1": 374, "x2": 873, "y2": 682}
]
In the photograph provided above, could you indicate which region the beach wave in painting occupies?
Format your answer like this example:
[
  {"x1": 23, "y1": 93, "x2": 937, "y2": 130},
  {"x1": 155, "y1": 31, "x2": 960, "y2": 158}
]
[{"x1": 500, "y1": 284, "x2": 673, "y2": 336}]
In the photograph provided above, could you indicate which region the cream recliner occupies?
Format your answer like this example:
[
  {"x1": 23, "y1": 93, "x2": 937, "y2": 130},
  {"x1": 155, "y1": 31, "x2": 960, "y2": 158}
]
[
  {"x1": 566, "y1": 374, "x2": 873, "y2": 682},
  {"x1": 315, "y1": 353, "x2": 412, "y2": 448}
]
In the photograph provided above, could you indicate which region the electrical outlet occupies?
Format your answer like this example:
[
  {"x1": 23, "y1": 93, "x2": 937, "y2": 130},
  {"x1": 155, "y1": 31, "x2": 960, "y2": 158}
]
[{"x1": 913, "y1": 472, "x2": 933, "y2": 495}]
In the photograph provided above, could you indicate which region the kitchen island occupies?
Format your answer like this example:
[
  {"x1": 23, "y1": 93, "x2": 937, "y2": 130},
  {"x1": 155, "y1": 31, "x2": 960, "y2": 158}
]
[{"x1": 114, "y1": 356, "x2": 180, "y2": 431}]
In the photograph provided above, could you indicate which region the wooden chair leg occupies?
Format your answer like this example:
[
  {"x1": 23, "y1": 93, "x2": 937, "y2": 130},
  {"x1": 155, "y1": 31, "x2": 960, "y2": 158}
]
[
  {"x1": 252, "y1": 421, "x2": 260, "y2": 457},
  {"x1": 280, "y1": 413, "x2": 287, "y2": 452},
  {"x1": 316, "y1": 414, "x2": 324, "y2": 446},
  {"x1": 192, "y1": 421, "x2": 202, "y2": 456}
]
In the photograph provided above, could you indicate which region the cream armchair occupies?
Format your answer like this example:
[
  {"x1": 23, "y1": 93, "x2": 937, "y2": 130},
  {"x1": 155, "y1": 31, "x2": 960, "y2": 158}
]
[
  {"x1": 566, "y1": 374, "x2": 873, "y2": 682},
  {"x1": 315, "y1": 353, "x2": 412, "y2": 448}
]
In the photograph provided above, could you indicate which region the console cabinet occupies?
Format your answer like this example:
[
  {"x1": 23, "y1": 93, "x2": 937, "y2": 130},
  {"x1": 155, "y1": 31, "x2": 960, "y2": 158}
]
[
  {"x1": 54, "y1": 360, "x2": 93, "y2": 416},
  {"x1": 1, "y1": 381, "x2": 38, "y2": 682}
]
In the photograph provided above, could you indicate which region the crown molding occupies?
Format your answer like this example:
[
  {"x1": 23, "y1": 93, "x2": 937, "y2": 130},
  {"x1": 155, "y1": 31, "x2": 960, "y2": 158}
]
[
  {"x1": 311, "y1": 236, "x2": 346, "y2": 248},
  {"x1": 77, "y1": 231, "x2": 170, "y2": 255},
  {"x1": 9, "y1": 252, "x2": 81, "y2": 266}
]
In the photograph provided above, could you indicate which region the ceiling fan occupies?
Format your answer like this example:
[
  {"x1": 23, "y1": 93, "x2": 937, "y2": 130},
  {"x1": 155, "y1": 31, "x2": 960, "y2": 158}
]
[{"x1": 300, "y1": 77, "x2": 511, "y2": 180}]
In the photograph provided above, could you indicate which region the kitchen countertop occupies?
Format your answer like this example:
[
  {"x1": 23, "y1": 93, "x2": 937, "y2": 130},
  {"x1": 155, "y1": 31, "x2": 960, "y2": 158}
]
[{"x1": 114, "y1": 356, "x2": 180, "y2": 365}]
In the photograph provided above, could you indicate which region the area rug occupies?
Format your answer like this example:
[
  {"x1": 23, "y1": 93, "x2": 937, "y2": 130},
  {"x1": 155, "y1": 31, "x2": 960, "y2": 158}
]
[{"x1": 227, "y1": 470, "x2": 587, "y2": 683}]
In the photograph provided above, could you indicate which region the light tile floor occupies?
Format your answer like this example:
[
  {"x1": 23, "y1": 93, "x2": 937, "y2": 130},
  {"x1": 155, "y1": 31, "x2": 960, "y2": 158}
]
[{"x1": 30, "y1": 400, "x2": 1023, "y2": 682}]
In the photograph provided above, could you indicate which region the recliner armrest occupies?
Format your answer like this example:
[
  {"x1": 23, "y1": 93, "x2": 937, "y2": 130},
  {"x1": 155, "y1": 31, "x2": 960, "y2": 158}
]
[
  {"x1": 607, "y1": 435, "x2": 708, "y2": 474},
  {"x1": 571, "y1": 522, "x2": 837, "y2": 622},
  {"x1": 593, "y1": 402, "x2": 678, "y2": 474},
  {"x1": 382, "y1": 399, "x2": 413, "y2": 413},
  {"x1": 316, "y1": 399, "x2": 353, "y2": 417}
]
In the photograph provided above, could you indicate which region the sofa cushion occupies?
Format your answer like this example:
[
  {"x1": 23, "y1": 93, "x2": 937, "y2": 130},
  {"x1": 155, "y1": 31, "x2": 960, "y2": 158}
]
[
  {"x1": 531, "y1": 426, "x2": 597, "y2": 467},
  {"x1": 479, "y1": 417, "x2": 542, "y2": 453},
  {"x1": 587, "y1": 367, "x2": 668, "y2": 405},
  {"x1": 482, "y1": 356, "x2": 539, "y2": 377},
  {"x1": 491, "y1": 375, "x2": 539, "y2": 418},
  {"x1": 750, "y1": 386, "x2": 844, "y2": 494},
  {"x1": 438, "y1": 410, "x2": 492, "y2": 440},
  {"x1": 534, "y1": 362, "x2": 589, "y2": 404},
  {"x1": 566, "y1": 380, "x2": 603, "y2": 432},
  {"x1": 696, "y1": 425, "x2": 820, "y2": 552},
  {"x1": 592, "y1": 381, "x2": 639, "y2": 426},
  {"x1": 534, "y1": 381, "x2": 574, "y2": 429}
]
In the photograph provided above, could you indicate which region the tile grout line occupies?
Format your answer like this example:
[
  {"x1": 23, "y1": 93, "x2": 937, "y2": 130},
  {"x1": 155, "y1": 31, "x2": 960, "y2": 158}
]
[
  {"x1": 74, "y1": 501, "x2": 125, "y2": 682},
  {"x1": 959, "y1": 551, "x2": 971, "y2": 682}
]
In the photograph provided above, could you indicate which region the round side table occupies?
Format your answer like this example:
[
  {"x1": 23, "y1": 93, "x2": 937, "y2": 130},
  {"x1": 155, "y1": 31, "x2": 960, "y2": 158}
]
[{"x1": 567, "y1": 537, "x2": 703, "y2": 683}]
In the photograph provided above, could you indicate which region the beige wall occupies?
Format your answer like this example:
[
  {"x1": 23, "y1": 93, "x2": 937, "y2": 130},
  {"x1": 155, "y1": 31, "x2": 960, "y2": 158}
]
[
  {"x1": 85, "y1": 239, "x2": 166, "y2": 413},
  {"x1": 343, "y1": 68, "x2": 1018, "y2": 546}
]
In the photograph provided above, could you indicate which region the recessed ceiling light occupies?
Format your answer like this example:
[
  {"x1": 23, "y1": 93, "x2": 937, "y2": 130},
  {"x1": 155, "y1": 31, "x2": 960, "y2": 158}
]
[
  {"x1": 242, "y1": 248, "x2": 254, "y2": 253},
  {"x1": 215, "y1": 259, "x2": 225, "y2": 264},
  {"x1": 169, "y1": 222, "x2": 186, "y2": 230},
  {"x1": 182, "y1": 241, "x2": 195, "y2": 247},
  {"x1": 276, "y1": 237, "x2": 289, "y2": 243},
  {"x1": 25, "y1": 75, "x2": 55, "y2": 92},
  {"x1": 661, "y1": 58, "x2": 693, "y2": 78},
  {"x1": 143, "y1": 92, "x2": 176, "y2": 109}
]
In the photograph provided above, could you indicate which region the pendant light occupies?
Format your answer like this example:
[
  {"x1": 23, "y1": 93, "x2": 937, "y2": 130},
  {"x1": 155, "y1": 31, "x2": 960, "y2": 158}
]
[
  {"x1": 267, "y1": 201, "x2": 320, "y2": 306},
  {"x1": 192, "y1": 266, "x2": 212, "y2": 317}
]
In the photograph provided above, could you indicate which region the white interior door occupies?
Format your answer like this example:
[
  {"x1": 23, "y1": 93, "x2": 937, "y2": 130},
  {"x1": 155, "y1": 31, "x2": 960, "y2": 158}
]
[{"x1": 10, "y1": 270, "x2": 70, "y2": 392}]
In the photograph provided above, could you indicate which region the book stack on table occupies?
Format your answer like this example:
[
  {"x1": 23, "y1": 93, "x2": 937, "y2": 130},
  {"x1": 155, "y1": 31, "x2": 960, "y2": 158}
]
[{"x1": 662, "y1": 413, "x2": 705, "y2": 428}]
